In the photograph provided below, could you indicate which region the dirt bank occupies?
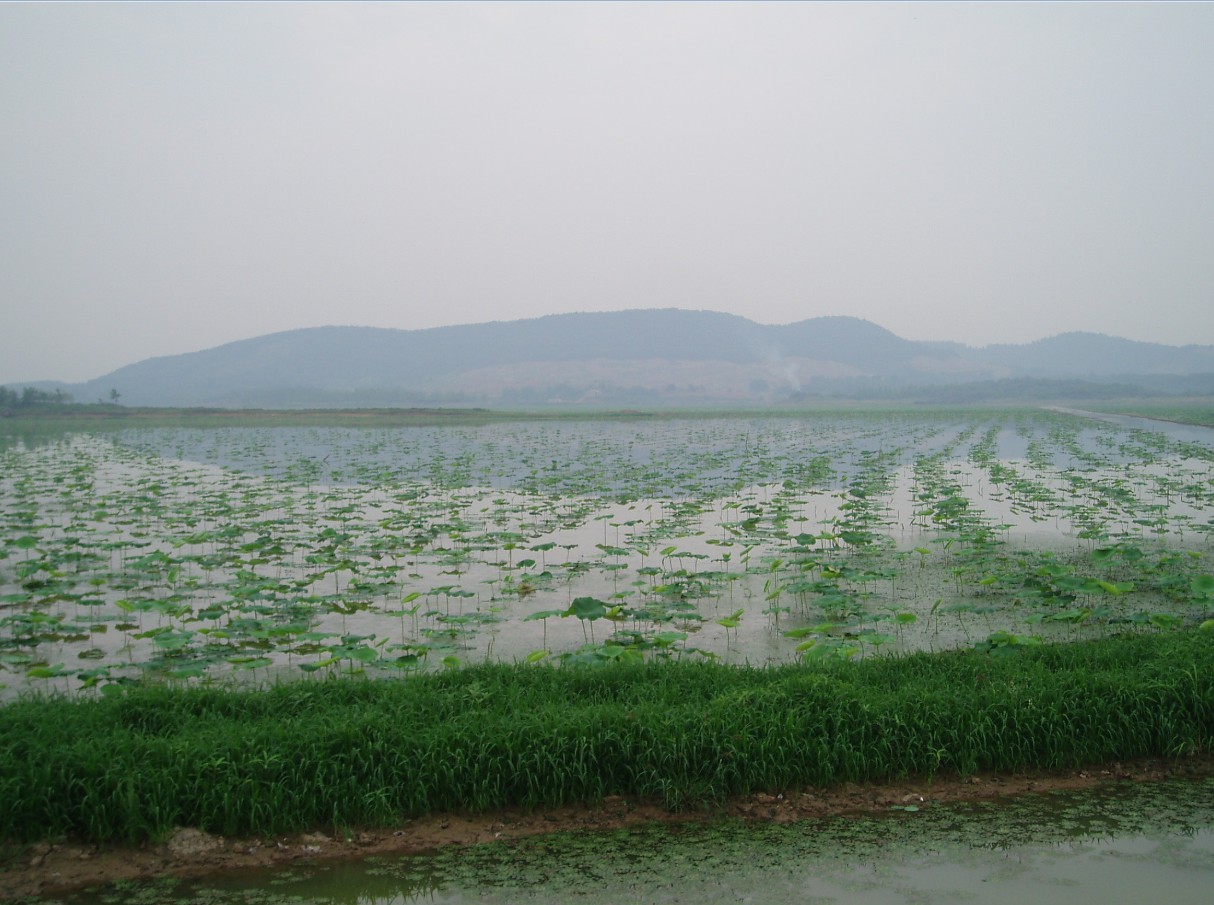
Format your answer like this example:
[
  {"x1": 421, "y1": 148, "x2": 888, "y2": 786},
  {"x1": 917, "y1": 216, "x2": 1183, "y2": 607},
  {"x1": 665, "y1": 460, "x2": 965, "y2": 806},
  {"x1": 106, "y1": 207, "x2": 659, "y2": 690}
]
[{"x1": 5, "y1": 753, "x2": 1213, "y2": 901}]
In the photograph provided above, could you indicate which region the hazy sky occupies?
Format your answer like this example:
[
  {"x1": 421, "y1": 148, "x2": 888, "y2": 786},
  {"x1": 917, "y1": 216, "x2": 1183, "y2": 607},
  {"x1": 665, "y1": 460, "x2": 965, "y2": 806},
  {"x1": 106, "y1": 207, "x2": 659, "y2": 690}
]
[{"x1": 3, "y1": 2, "x2": 1213, "y2": 383}]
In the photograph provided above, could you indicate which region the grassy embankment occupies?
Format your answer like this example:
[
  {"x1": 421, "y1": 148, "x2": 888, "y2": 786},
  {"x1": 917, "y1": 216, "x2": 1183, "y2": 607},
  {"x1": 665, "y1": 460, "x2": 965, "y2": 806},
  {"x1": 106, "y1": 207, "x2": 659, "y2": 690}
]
[
  {"x1": 2, "y1": 630, "x2": 1212, "y2": 845},
  {"x1": 1093, "y1": 404, "x2": 1214, "y2": 429}
]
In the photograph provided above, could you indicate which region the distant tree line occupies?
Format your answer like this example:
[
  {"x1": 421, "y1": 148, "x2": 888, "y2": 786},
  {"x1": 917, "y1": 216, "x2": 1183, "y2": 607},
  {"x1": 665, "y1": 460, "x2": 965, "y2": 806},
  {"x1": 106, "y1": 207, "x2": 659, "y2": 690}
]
[
  {"x1": 0, "y1": 385, "x2": 75, "y2": 412},
  {"x1": 0, "y1": 386, "x2": 130, "y2": 415}
]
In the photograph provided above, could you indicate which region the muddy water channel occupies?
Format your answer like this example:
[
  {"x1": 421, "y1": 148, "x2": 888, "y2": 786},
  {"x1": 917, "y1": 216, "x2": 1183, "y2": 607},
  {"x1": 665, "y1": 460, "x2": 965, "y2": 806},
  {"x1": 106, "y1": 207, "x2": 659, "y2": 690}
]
[
  {"x1": 2, "y1": 410, "x2": 1214, "y2": 698},
  {"x1": 40, "y1": 776, "x2": 1214, "y2": 904}
]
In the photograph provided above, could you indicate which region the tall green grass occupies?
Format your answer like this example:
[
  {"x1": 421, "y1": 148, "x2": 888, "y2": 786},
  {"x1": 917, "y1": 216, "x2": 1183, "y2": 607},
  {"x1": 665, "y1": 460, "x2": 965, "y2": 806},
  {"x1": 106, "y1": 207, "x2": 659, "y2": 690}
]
[{"x1": 2, "y1": 631, "x2": 1212, "y2": 844}]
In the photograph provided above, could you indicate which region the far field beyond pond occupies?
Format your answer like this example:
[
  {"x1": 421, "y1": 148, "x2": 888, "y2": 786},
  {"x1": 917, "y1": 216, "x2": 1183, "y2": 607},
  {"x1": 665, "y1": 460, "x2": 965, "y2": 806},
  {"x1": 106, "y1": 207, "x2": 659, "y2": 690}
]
[{"x1": 3, "y1": 408, "x2": 1212, "y2": 698}]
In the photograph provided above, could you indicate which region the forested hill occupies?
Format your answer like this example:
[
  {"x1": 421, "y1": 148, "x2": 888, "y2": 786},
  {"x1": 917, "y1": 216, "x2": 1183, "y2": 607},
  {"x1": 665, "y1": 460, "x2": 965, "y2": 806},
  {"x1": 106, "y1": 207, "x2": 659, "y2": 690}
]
[{"x1": 24, "y1": 309, "x2": 1214, "y2": 407}]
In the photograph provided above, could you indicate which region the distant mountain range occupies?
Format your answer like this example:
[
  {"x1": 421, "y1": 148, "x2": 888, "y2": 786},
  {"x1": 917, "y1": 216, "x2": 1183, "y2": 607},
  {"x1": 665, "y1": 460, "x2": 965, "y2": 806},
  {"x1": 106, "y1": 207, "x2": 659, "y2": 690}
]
[{"x1": 14, "y1": 310, "x2": 1214, "y2": 407}]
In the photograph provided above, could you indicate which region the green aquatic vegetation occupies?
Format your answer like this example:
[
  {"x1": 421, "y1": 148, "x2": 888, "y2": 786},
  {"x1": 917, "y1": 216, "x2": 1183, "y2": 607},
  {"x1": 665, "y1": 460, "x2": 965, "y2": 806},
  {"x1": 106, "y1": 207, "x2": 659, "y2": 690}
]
[
  {"x1": 2, "y1": 410, "x2": 1212, "y2": 694},
  {"x1": 714, "y1": 608, "x2": 744, "y2": 642},
  {"x1": 562, "y1": 596, "x2": 608, "y2": 642}
]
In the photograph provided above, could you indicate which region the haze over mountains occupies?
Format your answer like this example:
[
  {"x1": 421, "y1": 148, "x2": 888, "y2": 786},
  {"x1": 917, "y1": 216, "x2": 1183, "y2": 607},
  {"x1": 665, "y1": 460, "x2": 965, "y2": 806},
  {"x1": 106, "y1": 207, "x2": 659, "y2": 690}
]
[{"x1": 20, "y1": 310, "x2": 1214, "y2": 408}]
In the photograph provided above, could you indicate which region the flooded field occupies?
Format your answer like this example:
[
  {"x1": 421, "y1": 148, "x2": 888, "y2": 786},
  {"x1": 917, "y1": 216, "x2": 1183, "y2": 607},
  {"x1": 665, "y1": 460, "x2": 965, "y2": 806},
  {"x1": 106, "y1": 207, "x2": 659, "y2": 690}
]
[{"x1": 2, "y1": 409, "x2": 1213, "y2": 697}]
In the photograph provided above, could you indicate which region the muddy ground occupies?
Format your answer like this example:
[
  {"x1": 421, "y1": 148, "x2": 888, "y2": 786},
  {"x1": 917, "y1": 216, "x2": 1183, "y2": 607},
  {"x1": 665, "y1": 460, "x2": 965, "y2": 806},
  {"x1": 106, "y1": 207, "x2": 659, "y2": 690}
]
[{"x1": 5, "y1": 752, "x2": 1214, "y2": 901}]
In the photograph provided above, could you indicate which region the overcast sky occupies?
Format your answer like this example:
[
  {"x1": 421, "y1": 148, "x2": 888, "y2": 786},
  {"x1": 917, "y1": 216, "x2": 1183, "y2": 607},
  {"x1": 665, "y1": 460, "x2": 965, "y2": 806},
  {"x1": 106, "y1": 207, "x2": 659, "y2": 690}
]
[{"x1": 3, "y1": 2, "x2": 1213, "y2": 383}]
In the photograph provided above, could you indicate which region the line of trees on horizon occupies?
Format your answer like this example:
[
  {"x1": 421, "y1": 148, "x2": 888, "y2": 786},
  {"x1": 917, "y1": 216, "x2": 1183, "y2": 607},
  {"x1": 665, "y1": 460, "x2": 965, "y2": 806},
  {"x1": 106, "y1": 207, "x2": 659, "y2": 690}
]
[
  {"x1": 0, "y1": 385, "x2": 74, "y2": 409},
  {"x1": 1, "y1": 385, "x2": 128, "y2": 415}
]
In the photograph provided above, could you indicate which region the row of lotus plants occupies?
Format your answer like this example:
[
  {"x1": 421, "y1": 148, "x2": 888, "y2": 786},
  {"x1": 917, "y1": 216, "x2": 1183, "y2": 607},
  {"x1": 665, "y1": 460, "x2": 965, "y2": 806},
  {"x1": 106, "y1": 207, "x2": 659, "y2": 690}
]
[{"x1": 1, "y1": 409, "x2": 1212, "y2": 698}]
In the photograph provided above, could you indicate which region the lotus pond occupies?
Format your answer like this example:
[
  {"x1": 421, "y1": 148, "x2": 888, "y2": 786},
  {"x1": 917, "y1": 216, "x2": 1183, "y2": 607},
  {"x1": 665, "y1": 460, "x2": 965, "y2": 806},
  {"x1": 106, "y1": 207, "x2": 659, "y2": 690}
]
[{"x1": 2, "y1": 408, "x2": 1213, "y2": 699}]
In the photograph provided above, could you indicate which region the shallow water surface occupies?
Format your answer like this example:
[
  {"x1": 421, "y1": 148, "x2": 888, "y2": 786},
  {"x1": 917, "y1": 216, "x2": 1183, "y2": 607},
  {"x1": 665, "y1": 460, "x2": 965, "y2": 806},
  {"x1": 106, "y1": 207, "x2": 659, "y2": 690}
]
[{"x1": 53, "y1": 777, "x2": 1214, "y2": 904}]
